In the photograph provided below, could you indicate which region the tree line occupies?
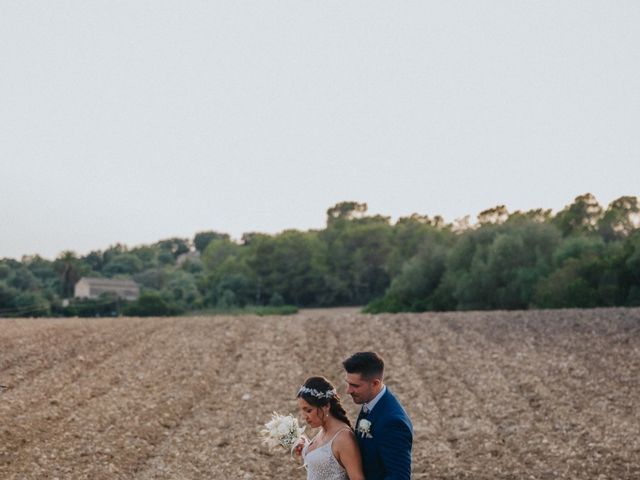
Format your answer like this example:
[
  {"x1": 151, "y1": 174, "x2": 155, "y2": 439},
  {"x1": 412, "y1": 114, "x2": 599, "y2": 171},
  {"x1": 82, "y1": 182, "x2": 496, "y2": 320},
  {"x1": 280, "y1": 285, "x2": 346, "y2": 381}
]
[{"x1": 1, "y1": 194, "x2": 639, "y2": 317}]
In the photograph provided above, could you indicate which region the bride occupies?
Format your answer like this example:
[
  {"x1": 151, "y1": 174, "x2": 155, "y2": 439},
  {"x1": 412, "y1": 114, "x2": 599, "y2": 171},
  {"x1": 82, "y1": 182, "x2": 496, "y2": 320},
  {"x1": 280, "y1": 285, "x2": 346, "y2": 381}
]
[{"x1": 296, "y1": 376, "x2": 365, "y2": 480}]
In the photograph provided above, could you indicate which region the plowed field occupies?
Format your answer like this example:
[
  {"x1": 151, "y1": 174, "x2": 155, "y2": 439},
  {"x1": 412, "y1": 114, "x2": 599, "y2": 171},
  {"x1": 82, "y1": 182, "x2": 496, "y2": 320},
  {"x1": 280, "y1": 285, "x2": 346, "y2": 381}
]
[{"x1": 1, "y1": 308, "x2": 639, "y2": 479}]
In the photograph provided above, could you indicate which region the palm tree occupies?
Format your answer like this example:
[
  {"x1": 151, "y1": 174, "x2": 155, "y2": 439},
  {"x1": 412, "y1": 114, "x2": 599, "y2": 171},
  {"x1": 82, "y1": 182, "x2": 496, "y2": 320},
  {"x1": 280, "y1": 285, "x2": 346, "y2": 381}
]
[{"x1": 55, "y1": 251, "x2": 80, "y2": 298}]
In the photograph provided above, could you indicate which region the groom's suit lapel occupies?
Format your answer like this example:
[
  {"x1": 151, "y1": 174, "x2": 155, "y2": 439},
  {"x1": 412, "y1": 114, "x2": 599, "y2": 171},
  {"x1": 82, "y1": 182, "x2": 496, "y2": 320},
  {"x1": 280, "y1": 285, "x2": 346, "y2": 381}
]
[
  {"x1": 355, "y1": 405, "x2": 368, "y2": 438},
  {"x1": 359, "y1": 388, "x2": 391, "y2": 439},
  {"x1": 367, "y1": 388, "x2": 390, "y2": 426}
]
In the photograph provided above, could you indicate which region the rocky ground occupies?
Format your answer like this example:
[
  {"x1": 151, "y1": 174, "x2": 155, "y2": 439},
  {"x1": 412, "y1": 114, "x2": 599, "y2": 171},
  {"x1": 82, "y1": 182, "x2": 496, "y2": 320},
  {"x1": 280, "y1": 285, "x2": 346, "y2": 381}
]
[{"x1": 1, "y1": 308, "x2": 639, "y2": 479}]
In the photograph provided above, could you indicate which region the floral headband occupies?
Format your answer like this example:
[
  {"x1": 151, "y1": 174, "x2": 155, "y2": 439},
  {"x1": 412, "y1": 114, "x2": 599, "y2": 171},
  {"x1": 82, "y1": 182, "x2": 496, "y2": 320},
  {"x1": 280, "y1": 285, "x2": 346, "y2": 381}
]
[{"x1": 297, "y1": 386, "x2": 337, "y2": 399}]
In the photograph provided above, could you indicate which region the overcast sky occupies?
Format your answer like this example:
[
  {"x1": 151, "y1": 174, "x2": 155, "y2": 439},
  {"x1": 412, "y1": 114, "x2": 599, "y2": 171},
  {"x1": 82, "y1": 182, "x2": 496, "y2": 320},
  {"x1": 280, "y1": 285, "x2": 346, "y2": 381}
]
[{"x1": 1, "y1": 1, "x2": 639, "y2": 260}]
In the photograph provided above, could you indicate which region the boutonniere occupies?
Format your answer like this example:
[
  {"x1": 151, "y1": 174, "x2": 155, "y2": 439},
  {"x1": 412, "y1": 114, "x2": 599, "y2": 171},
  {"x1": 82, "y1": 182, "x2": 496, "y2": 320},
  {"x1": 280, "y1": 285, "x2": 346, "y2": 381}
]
[{"x1": 357, "y1": 419, "x2": 373, "y2": 438}]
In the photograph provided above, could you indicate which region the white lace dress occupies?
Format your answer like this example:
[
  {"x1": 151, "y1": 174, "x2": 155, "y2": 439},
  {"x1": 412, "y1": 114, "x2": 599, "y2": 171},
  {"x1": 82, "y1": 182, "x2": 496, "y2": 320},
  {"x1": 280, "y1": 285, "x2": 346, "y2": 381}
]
[{"x1": 302, "y1": 428, "x2": 351, "y2": 480}]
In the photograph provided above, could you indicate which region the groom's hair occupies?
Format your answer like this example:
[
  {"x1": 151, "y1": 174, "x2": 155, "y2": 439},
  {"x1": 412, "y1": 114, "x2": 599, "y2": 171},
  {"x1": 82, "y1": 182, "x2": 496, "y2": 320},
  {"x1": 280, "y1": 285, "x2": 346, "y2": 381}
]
[{"x1": 342, "y1": 351, "x2": 384, "y2": 380}]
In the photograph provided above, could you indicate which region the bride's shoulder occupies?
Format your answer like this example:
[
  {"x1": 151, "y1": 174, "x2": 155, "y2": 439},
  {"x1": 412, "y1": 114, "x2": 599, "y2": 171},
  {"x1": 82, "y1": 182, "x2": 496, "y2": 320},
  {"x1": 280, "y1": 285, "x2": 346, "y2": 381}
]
[
  {"x1": 331, "y1": 428, "x2": 360, "y2": 462},
  {"x1": 332, "y1": 428, "x2": 357, "y2": 447}
]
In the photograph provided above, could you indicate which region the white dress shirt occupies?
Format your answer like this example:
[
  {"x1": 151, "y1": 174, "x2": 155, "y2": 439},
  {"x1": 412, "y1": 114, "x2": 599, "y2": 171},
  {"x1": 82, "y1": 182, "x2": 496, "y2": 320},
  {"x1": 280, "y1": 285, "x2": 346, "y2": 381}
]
[{"x1": 362, "y1": 385, "x2": 386, "y2": 414}]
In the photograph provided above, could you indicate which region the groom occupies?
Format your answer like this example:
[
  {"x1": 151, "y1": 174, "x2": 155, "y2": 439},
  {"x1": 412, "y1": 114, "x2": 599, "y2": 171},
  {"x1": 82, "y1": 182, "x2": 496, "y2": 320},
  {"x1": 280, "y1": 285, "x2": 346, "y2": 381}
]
[{"x1": 343, "y1": 352, "x2": 413, "y2": 480}]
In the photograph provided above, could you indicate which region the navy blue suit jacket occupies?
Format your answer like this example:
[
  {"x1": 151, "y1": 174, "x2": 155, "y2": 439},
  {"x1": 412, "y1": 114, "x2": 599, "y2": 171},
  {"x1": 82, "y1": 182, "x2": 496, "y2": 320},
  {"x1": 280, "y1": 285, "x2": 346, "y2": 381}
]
[{"x1": 355, "y1": 388, "x2": 413, "y2": 480}]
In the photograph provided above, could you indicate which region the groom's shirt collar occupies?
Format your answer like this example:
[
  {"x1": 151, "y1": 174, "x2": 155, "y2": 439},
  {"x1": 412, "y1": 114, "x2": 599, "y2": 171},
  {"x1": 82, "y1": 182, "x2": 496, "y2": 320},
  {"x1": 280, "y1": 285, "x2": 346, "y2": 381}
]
[{"x1": 363, "y1": 384, "x2": 386, "y2": 413}]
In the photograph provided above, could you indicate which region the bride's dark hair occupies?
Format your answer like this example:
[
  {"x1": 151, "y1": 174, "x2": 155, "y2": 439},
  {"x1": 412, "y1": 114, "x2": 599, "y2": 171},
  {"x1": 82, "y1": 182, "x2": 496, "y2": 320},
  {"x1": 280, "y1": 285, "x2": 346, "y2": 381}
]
[{"x1": 297, "y1": 376, "x2": 352, "y2": 429}]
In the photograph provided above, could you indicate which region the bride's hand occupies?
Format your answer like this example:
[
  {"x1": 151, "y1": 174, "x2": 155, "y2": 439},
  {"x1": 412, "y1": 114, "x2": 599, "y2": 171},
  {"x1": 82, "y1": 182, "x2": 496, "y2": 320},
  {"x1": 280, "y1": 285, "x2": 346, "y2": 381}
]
[{"x1": 293, "y1": 437, "x2": 306, "y2": 457}]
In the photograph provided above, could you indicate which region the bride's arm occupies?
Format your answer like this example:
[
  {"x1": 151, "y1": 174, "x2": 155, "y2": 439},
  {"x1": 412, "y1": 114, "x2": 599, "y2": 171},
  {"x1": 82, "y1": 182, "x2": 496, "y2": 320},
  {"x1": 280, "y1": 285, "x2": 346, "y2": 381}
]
[{"x1": 334, "y1": 431, "x2": 365, "y2": 480}]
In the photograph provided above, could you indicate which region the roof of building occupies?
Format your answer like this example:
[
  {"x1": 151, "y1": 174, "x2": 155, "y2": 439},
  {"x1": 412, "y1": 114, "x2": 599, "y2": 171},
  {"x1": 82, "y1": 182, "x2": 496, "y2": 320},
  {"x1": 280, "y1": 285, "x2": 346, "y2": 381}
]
[{"x1": 76, "y1": 277, "x2": 139, "y2": 288}]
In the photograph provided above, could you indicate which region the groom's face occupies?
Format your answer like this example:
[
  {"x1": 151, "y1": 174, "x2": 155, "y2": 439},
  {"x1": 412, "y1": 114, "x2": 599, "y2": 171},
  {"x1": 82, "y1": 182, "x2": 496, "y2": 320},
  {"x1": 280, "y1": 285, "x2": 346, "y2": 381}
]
[{"x1": 345, "y1": 373, "x2": 379, "y2": 404}]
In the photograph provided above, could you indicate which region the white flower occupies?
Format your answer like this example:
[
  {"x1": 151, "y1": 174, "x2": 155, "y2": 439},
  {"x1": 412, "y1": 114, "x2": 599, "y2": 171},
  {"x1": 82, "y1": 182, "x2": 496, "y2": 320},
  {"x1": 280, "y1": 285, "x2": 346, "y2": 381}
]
[
  {"x1": 277, "y1": 422, "x2": 290, "y2": 435},
  {"x1": 357, "y1": 419, "x2": 373, "y2": 438},
  {"x1": 260, "y1": 412, "x2": 306, "y2": 451}
]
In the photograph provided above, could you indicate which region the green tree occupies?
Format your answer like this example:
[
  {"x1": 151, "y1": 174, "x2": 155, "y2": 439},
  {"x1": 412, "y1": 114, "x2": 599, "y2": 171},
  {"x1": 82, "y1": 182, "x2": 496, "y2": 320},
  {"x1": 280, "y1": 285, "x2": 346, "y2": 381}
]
[
  {"x1": 133, "y1": 268, "x2": 167, "y2": 290},
  {"x1": 626, "y1": 237, "x2": 640, "y2": 284},
  {"x1": 533, "y1": 234, "x2": 612, "y2": 308},
  {"x1": 83, "y1": 250, "x2": 104, "y2": 272},
  {"x1": 326, "y1": 201, "x2": 368, "y2": 225},
  {"x1": 533, "y1": 260, "x2": 599, "y2": 308},
  {"x1": 322, "y1": 215, "x2": 393, "y2": 305},
  {"x1": 0, "y1": 282, "x2": 18, "y2": 315},
  {"x1": 506, "y1": 209, "x2": 553, "y2": 224},
  {"x1": 164, "y1": 270, "x2": 201, "y2": 309},
  {"x1": 124, "y1": 291, "x2": 179, "y2": 316},
  {"x1": 102, "y1": 244, "x2": 128, "y2": 265},
  {"x1": 389, "y1": 214, "x2": 451, "y2": 277},
  {"x1": 598, "y1": 196, "x2": 640, "y2": 242},
  {"x1": 622, "y1": 233, "x2": 640, "y2": 305},
  {"x1": 0, "y1": 262, "x2": 11, "y2": 280},
  {"x1": 269, "y1": 292, "x2": 285, "y2": 306},
  {"x1": 553, "y1": 193, "x2": 603, "y2": 237},
  {"x1": 378, "y1": 242, "x2": 447, "y2": 312},
  {"x1": 217, "y1": 289, "x2": 238, "y2": 309},
  {"x1": 157, "y1": 250, "x2": 175, "y2": 266},
  {"x1": 180, "y1": 257, "x2": 204, "y2": 274},
  {"x1": 202, "y1": 237, "x2": 240, "y2": 271},
  {"x1": 477, "y1": 205, "x2": 509, "y2": 225},
  {"x1": 428, "y1": 221, "x2": 560, "y2": 310},
  {"x1": 14, "y1": 291, "x2": 50, "y2": 317},
  {"x1": 484, "y1": 222, "x2": 559, "y2": 309},
  {"x1": 54, "y1": 251, "x2": 81, "y2": 298},
  {"x1": 103, "y1": 253, "x2": 144, "y2": 276},
  {"x1": 23, "y1": 255, "x2": 57, "y2": 284},
  {"x1": 155, "y1": 237, "x2": 190, "y2": 259},
  {"x1": 245, "y1": 230, "x2": 329, "y2": 306},
  {"x1": 9, "y1": 267, "x2": 41, "y2": 292},
  {"x1": 204, "y1": 254, "x2": 256, "y2": 307},
  {"x1": 553, "y1": 236, "x2": 604, "y2": 267},
  {"x1": 194, "y1": 231, "x2": 229, "y2": 253},
  {"x1": 130, "y1": 246, "x2": 159, "y2": 269}
]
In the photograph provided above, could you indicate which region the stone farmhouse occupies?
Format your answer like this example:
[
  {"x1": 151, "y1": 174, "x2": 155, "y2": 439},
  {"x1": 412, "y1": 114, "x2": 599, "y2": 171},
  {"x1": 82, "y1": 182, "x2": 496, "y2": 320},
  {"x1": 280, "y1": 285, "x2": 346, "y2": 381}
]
[{"x1": 74, "y1": 277, "x2": 140, "y2": 301}]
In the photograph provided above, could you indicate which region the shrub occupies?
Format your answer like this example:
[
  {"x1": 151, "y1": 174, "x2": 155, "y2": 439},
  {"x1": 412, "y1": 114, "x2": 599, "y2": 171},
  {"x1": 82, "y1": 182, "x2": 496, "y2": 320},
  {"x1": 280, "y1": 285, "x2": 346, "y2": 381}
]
[{"x1": 123, "y1": 291, "x2": 180, "y2": 316}]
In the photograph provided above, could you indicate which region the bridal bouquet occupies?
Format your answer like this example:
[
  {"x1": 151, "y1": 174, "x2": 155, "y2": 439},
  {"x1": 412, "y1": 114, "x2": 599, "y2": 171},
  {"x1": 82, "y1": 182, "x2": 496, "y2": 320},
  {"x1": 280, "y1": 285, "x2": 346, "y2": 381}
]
[{"x1": 261, "y1": 412, "x2": 306, "y2": 452}]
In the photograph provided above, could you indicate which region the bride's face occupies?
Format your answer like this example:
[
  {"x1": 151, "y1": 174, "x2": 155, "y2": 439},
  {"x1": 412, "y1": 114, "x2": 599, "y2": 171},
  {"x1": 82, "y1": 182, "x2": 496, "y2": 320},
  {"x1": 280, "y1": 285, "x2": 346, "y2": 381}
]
[{"x1": 297, "y1": 397, "x2": 329, "y2": 428}]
